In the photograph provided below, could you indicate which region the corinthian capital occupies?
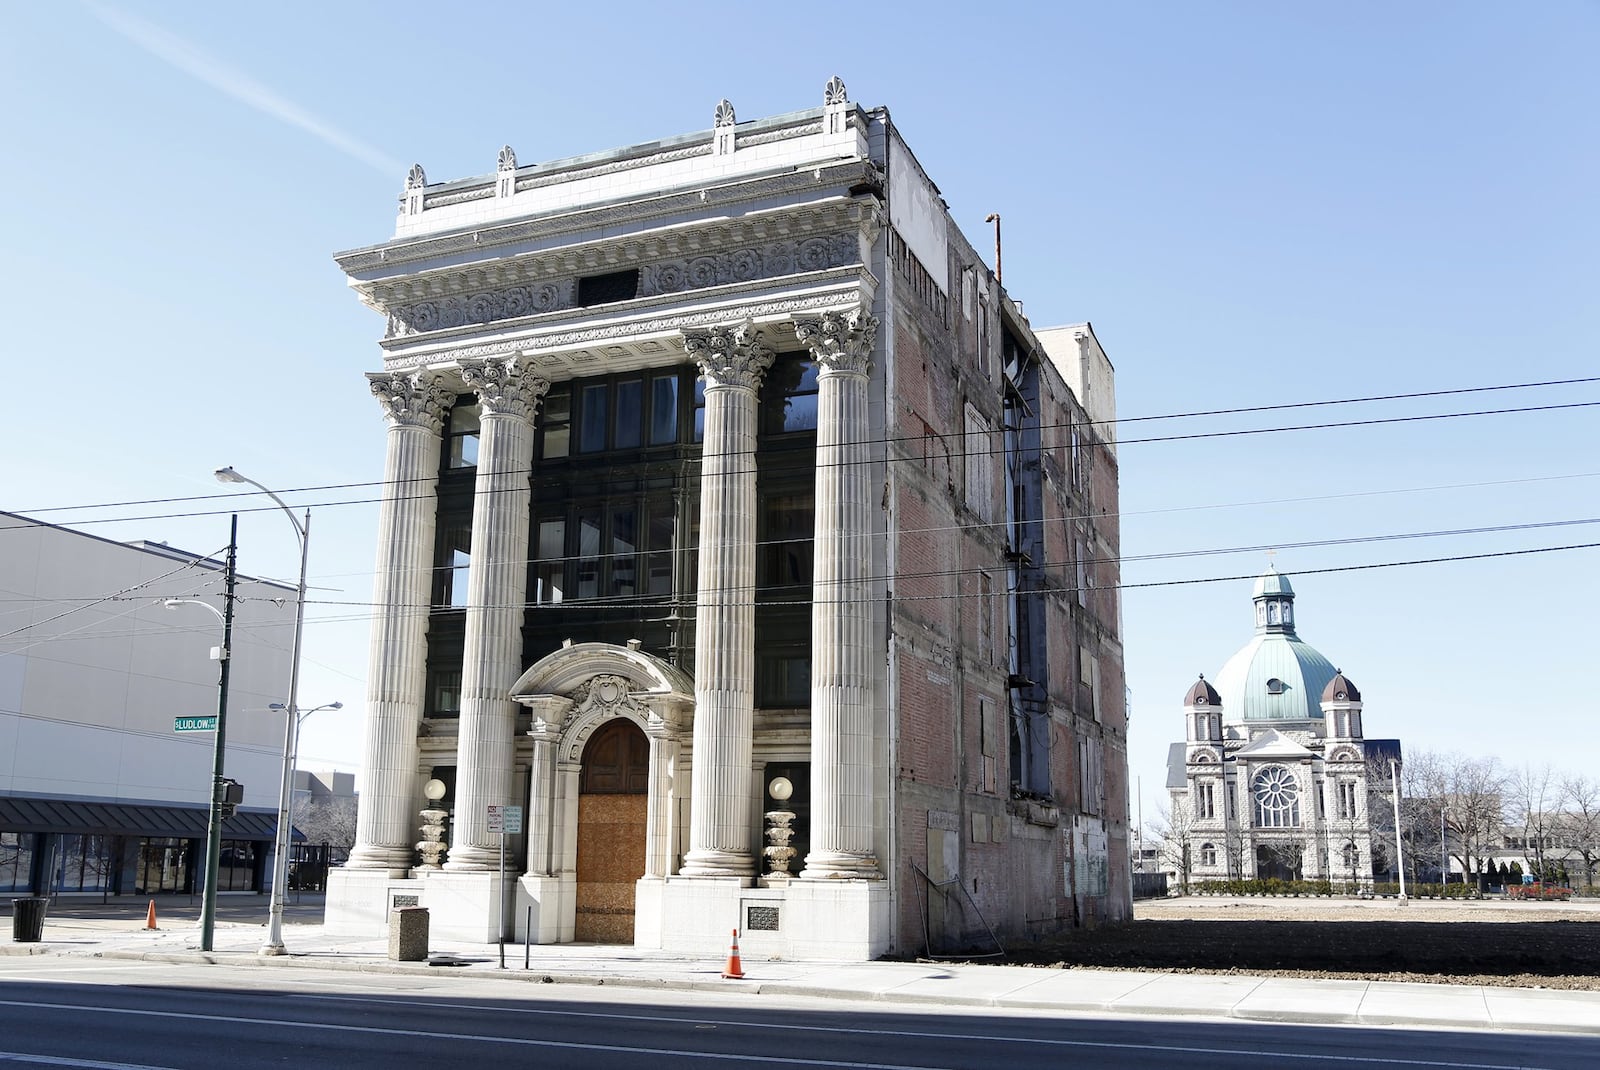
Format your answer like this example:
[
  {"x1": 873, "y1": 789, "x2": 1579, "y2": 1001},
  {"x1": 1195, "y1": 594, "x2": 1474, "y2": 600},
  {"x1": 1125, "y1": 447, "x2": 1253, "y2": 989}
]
[
  {"x1": 681, "y1": 320, "x2": 774, "y2": 390},
  {"x1": 794, "y1": 306, "x2": 877, "y2": 376},
  {"x1": 367, "y1": 371, "x2": 451, "y2": 433},
  {"x1": 459, "y1": 357, "x2": 550, "y2": 420}
]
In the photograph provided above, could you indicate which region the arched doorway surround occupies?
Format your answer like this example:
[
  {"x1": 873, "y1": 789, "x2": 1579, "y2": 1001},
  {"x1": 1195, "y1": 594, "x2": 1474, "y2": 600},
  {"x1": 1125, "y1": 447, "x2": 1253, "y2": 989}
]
[{"x1": 509, "y1": 641, "x2": 694, "y2": 945}]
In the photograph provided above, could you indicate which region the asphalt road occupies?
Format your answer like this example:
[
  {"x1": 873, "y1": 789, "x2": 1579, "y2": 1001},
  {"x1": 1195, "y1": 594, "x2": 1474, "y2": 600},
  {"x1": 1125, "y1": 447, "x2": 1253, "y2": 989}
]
[{"x1": 1, "y1": 959, "x2": 1596, "y2": 1070}]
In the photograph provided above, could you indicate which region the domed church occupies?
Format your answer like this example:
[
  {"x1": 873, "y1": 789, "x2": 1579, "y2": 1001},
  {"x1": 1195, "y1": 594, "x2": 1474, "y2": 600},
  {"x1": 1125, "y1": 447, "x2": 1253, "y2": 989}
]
[{"x1": 1164, "y1": 567, "x2": 1399, "y2": 886}]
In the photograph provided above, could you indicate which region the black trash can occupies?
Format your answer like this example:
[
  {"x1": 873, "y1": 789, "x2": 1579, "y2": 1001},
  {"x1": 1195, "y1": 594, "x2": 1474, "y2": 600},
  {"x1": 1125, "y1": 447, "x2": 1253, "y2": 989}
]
[{"x1": 12, "y1": 897, "x2": 49, "y2": 942}]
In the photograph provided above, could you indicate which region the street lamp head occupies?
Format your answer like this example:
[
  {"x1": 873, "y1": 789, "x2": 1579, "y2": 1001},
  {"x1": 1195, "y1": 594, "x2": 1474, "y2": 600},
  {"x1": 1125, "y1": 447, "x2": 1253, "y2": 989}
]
[
  {"x1": 329, "y1": 701, "x2": 344, "y2": 711},
  {"x1": 270, "y1": 703, "x2": 287, "y2": 711},
  {"x1": 215, "y1": 466, "x2": 247, "y2": 484}
]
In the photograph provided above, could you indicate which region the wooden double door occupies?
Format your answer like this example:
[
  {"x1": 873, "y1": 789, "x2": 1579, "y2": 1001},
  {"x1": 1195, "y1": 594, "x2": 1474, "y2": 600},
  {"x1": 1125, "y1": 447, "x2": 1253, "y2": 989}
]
[{"x1": 574, "y1": 718, "x2": 649, "y2": 943}]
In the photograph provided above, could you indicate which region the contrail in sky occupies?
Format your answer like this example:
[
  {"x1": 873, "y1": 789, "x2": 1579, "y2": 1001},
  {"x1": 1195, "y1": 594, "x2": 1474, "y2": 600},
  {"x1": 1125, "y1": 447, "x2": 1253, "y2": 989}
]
[{"x1": 89, "y1": 3, "x2": 406, "y2": 179}]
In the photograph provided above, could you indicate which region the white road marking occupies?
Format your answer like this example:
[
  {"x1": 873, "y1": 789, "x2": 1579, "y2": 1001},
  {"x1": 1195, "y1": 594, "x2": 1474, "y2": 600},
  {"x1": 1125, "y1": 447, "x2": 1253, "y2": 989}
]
[
  {"x1": 0, "y1": 1053, "x2": 179, "y2": 1070},
  {"x1": 0, "y1": 996, "x2": 1565, "y2": 1069}
]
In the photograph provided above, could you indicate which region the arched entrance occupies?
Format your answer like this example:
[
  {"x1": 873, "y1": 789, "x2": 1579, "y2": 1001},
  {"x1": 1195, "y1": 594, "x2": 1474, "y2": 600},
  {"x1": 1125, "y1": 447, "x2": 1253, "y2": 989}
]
[{"x1": 575, "y1": 718, "x2": 649, "y2": 942}]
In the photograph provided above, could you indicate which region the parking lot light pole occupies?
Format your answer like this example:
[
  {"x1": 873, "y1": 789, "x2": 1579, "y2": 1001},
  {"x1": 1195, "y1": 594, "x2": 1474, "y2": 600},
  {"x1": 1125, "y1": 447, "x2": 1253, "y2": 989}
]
[
  {"x1": 161, "y1": 515, "x2": 237, "y2": 953},
  {"x1": 214, "y1": 466, "x2": 309, "y2": 956}
]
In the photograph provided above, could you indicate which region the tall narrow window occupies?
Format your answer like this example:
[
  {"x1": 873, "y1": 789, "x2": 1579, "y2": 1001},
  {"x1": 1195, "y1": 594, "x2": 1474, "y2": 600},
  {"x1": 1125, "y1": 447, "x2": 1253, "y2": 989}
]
[
  {"x1": 446, "y1": 404, "x2": 480, "y2": 468},
  {"x1": 437, "y1": 523, "x2": 471, "y2": 608},
  {"x1": 693, "y1": 377, "x2": 707, "y2": 443},
  {"x1": 646, "y1": 506, "x2": 674, "y2": 595},
  {"x1": 611, "y1": 507, "x2": 637, "y2": 598},
  {"x1": 760, "y1": 494, "x2": 814, "y2": 589},
  {"x1": 535, "y1": 518, "x2": 566, "y2": 604},
  {"x1": 579, "y1": 384, "x2": 609, "y2": 453},
  {"x1": 978, "y1": 572, "x2": 994, "y2": 664},
  {"x1": 614, "y1": 379, "x2": 643, "y2": 450},
  {"x1": 650, "y1": 374, "x2": 679, "y2": 445},
  {"x1": 540, "y1": 390, "x2": 571, "y2": 459},
  {"x1": 576, "y1": 509, "x2": 602, "y2": 599}
]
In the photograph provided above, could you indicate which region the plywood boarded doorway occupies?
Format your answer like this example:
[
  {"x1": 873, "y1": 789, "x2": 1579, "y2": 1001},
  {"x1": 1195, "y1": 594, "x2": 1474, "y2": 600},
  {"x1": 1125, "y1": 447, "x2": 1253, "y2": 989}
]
[{"x1": 574, "y1": 718, "x2": 648, "y2": 943}]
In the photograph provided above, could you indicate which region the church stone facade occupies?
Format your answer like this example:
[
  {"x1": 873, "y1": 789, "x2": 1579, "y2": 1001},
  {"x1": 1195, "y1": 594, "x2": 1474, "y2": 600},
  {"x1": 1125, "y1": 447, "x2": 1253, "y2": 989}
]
[
  {"x1": 1167, "y1": 568, "x2": 1397, "y2": 888},
  {"x1": 327, "y1": 81, "x2": 1130, "y2": 959}
]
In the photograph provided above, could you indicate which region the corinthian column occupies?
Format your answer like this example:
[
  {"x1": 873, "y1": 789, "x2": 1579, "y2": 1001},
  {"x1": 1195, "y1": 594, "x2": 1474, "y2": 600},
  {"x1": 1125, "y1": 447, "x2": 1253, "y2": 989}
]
[
  {"x1": 678, "y1": 322, "x2": 772, "y2": 877},
  {"x1": 795, "y1": 307, "x2": 882, "y2": 879},
  {"x1": 445, "y1": 358, "x2": 549, "y2": 870},
  {"x1": 348, "y1": 371, "x2": 452, "y2": 873}
]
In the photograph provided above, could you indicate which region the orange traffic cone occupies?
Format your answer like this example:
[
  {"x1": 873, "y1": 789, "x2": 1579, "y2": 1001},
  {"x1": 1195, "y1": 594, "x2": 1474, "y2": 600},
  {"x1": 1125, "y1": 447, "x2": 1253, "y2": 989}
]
[
  {"x1": 722, "y1": 928, "x2": 745, "y2": 979},
  {"x1": 145, "y1": 900, "x2": 158, "y2": 931}
]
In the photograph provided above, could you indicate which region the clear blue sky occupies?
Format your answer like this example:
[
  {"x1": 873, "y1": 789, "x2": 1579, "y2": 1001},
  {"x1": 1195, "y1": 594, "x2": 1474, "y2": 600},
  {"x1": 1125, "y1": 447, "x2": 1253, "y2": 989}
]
[{"x1": 4, "y1": 2, "x2": 1595, "y2": 827}]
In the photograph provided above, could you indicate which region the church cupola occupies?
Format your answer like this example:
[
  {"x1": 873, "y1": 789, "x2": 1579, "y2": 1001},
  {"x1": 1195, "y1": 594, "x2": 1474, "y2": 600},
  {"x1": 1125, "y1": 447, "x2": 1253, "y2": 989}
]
[
  {"x1": 1184, "y1": 674, "x2": 1224, "y2": 742},
  {"x1": 1252, "y1": 565, "x2": 1297, "y2": 635},
  {"x1": 1320, "y1": 669, "x2": 1364, "y2": 739}
]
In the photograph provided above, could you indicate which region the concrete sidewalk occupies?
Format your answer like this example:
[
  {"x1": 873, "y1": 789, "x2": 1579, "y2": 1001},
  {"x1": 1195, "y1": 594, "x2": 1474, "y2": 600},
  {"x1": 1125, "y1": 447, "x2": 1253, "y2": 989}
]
[{"x1": 7, "y1": 899, "x2": 1600, "y2": 1037}]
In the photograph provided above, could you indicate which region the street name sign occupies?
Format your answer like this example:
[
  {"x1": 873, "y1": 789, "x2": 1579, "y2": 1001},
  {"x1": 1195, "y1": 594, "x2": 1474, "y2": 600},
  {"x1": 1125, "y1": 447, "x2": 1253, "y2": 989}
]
[{"x1": 174, "y1": 716, "x2": 219, "y2": 732}]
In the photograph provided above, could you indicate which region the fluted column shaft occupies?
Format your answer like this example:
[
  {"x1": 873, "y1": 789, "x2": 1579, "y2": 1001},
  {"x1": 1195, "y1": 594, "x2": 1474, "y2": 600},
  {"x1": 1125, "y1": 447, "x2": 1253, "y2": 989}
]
[
  {"x1": 522, "y1": 707, "x2": 566, "y2": 876},
  {"x1": 679, "y1": 323, "x2": 772, "y2": 877},
  {"x1": 349, "y1": 373, "x2": 451, "y2": 873},
  {"x1": 643, "y1": 716, "x2": 679, "y2": 878},
  {"x1": 447, "y1": 360, "x2": 548, "y2": 870},
  {"x1": 796, "y1": 309, "x2": 882, "y2": 879}
]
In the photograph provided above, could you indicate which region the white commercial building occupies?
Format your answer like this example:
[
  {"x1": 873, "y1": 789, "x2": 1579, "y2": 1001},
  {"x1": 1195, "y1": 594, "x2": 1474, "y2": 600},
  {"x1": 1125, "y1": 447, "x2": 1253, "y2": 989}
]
[
  {"x1": 1, "y1": 511, "x2": 295, "y2": 896},
  {"x1": 329, "y1": 82, "x2": 1132, "y2": 959}
]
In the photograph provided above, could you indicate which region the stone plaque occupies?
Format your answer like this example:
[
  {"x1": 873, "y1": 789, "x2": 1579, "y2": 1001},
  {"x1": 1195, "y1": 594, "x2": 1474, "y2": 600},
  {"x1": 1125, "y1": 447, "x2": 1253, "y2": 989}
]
[
  {"x1": 391, "y1": 894, "x2": 420, "y2": 908},
  {"x1": 746, "y1": 905, "x2": 781, "y2": 931}
]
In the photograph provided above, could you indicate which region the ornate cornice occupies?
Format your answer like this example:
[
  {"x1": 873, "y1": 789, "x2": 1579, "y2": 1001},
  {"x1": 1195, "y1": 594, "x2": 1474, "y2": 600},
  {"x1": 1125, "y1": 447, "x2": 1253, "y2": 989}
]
[
  {"x1": 367, "y1": 371, "x2": 451, "y2": 432},
  {"x1": 342, "y1": 161, "x2": 880, "y2": 280},
  {"x1": 459, "y1": 357, "x2": 550, "y2": 420},
  {"x1": 681, "y1": 320, "x2": 773, "y2": 390},
  {"x1": 794, "y1": 305, "x2": 877, "y2": 376}
]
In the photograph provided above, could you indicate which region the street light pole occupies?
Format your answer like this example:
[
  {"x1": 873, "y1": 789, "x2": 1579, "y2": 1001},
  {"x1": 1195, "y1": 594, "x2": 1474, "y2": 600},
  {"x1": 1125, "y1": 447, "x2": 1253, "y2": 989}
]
[
  {"x1": 163, "y1": 516, "x2": 237, "y2": 953},
  {"x1": 268, "y1": 699, "x2": 343, "y2": 897},
  {"x1": 215, "y1": 466, "x2": 309, "y2": 957},
  {"x1": 1389, "y1": 759, "x2": 1407, "y2": 903}
]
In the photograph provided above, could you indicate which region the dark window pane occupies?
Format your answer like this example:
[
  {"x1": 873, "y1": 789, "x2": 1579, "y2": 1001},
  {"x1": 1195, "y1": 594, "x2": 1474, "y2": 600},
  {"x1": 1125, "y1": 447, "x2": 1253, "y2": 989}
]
[
  {"x1": 536, "y1": 519, "x2": 566, "y2": 604},
  {"x1": 541, "y1": 391, "x2": 570, "y2": 460},
  {"x1": 650, "y1": 375, "x2": 679, "y2": 445},
  {"x1": 614, "y1": 380, "x2": 643, "y2": 449},
  {"x1": 447, "y1": 404, "x2": 481, "y2": 468},
  {"x1": 577, "y1": 510, "x2": 601, "y2": 598},
  {"x1": 647, "y1": 508, "x2": 674, "y2": 595},
  {"x1": 782, "y1": 392, "x2": 818, "y2": 433},
  {"x1": 761, "y1": 494, "x2": 814, "y2": 587},
  {"x1": 612, "y1": 508, "x2": 636, "y2": 598},
  {"x1": 693, "y1": 378, "x2": 706, "y2": 443},
  {"x1": 579, "y1": 385, "x2": 608, "y2": 453},
  {"x1": 576, "y1": 269, "x2": 640, "y2": 306},
  {"x1": 449, "y1": 548, "x2": 471, "y2": 607}
]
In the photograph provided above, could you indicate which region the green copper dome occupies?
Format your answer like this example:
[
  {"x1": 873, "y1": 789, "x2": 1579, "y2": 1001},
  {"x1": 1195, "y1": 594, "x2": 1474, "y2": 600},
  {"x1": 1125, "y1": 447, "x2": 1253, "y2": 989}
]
[{"x1": 1213, "y1": 567, "x2": 1337, "y2": 722}]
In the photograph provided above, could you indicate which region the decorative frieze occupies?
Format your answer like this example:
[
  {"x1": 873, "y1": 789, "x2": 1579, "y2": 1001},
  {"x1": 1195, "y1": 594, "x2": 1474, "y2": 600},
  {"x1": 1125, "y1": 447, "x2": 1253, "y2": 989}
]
[
  {"x1": 384, "y1": 234, "x2": 860, "y2": 339},
  {"x1": 389, "y1": 281, "x2": 573, "y2": 337}
]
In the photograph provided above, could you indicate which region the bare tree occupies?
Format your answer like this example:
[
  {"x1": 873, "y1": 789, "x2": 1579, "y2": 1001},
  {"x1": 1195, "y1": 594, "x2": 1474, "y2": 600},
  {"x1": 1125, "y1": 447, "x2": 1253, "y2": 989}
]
[
  {"x1": 295, "y1": 796, "x2": 358, "y2": 856},
  {"x1": 1152, "y1": 802, "x2": 1197, "y2": 893},
  {"x1": 1562, "y1": 774, "x2": 1600, "y2": 893},
  {"x1": 1406, "y1": 749, "x2": 1506, "y2": 884},
  {"x1": 1509, "y1": 763, "x2": 1559, "y2": 881}
]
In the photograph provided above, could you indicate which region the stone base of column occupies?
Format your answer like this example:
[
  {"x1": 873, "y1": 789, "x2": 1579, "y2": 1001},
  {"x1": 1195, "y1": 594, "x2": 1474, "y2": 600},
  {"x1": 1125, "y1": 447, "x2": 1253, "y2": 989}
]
[
  {"x1": 343, "y1": 845, "x2": 416, "y2": 877},
  {"x1": 514, "y1": 873, "x2": 573, "y2": 945},
  {"x1": 678, "y1": 847, "x2": 757, "y2": 878},
  {"x1": 651, "y1": 877, "x2": 892, "y2": 960},
  {"x1": 801, "y1": 850, "x2": 882, "y2": 880},
  {"x1": 441, "y1": 845, "x2": 499, "y2": 872}
]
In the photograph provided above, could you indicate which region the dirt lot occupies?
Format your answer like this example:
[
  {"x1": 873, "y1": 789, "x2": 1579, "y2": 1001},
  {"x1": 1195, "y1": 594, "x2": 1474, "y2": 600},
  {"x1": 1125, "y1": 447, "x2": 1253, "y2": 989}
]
[{"x1": 1004, "y1": 895, "x2": 1600, "y2": 990}]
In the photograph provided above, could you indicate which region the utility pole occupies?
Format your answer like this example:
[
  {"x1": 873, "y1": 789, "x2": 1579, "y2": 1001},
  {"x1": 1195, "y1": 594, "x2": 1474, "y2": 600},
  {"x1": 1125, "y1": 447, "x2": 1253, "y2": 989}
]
[{"x1": 201, "y1": 515, "x2": 238, "y2": 953}]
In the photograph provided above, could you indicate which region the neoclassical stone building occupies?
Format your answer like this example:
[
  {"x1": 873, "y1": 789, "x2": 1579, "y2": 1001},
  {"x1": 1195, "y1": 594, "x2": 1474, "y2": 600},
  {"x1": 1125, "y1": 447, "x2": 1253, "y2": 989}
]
[
  {"x1": 328, "y1": 81, "x2": 1130, "y2": 958},
  {"x1": 1166, "y1": 568, "x2": 1400, "y2": 887}
]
